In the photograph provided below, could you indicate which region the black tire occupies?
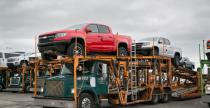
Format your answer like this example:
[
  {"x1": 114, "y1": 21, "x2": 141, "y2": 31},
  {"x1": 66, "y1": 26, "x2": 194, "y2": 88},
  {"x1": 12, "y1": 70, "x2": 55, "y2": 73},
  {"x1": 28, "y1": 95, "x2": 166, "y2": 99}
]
[
  {"x1": 67, "y1": 43, "x2": 84, "y2": 57},
  {"x1": 0, "y1": 84, "x2": 3, "y2": 91},
  {"x1": 41, "y1": 53, "x2": 57, "y2": 60},
  {"x1": 118, "y1": 47, "x2": 128, "y2": 56},
  {"x1": 173, "y1": 54, "x2": 180, "y2": 67},
  {"x1": 208, "y1": 103, "x2": 210, "y2": 108},
  {"x1": 160, "y1": 93, "x2": 169, "y2": 103},
  {"x1": 25, "y1": 85, "x2": 30, "y2": 93},
  {"x1": 151, "y1": 90, "x2": 159, "y2": 104},
  {"x1": 79, "y1": 93, "x2": 96, "y2": 108}
]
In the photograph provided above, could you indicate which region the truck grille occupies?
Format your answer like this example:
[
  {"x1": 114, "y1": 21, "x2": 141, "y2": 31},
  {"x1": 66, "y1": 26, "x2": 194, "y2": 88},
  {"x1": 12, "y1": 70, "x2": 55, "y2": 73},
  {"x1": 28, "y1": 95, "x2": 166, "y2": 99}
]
[
  {"x1": 7, "y1": 58, "x2": 15, "y2": 62},
  {"x1": 39, "y1": 34, "x2": 56, "y2": 43},
  {"x1": 136, "y1": 43, "x2": 143, "y2": 49},
  {"x1": 10, "y1": 77, "x2": 20, "y2": 85},
  {"x1": 45, "y1": 80, "x2": 64, "y2": 97}
]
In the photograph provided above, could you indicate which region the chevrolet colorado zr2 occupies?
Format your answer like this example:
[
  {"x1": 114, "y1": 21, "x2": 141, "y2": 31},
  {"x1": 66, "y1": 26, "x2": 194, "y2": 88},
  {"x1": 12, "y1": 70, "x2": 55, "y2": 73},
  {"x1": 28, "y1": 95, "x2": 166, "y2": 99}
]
[{"x1": 38, "y1": 23, "x2": 132, "y2": 60}]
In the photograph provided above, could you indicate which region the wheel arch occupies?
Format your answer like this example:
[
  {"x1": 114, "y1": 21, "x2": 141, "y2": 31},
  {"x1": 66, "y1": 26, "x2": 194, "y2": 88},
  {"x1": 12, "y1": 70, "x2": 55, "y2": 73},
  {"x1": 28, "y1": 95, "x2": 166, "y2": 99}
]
[{"x1": 118, "y1": 42, "x2": 128, "y2": 50}]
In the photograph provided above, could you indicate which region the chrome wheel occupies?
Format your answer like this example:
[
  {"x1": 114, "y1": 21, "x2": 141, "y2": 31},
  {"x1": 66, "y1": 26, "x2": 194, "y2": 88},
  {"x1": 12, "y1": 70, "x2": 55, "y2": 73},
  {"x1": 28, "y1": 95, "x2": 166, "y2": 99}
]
[{"x1": 81, "y1": 97, "x2": 91, "y2": 108}]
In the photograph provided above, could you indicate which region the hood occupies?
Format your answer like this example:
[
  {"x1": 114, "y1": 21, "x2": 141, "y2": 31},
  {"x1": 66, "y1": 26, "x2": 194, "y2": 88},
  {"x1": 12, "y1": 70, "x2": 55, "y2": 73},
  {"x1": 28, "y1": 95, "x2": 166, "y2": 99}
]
[{"x1": 39, "y1": 29, "x2": 84, "y2": 37}]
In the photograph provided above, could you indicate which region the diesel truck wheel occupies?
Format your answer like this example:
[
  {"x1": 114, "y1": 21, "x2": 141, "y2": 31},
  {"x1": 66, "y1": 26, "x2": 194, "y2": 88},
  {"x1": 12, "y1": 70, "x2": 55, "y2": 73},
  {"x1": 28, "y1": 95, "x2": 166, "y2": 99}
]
[
  {"x1": 118, "y1": 47, "x2": 128, "y2": 56},
  {"x1": 79, "y1": 93, "x2": 96, "y2": 108},
  {"x1": 68, "y1": 43, "x2": 84, "y2": 57}
]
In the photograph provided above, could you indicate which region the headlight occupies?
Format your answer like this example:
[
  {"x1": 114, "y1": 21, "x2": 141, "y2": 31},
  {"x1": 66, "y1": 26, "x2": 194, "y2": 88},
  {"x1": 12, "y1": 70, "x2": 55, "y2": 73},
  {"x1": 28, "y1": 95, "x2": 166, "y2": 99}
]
[
  {"x1": 71, "y1": 89, "x2": 74, "y2": 94},
  {"x1": 55, "y1": 33, "x2": 67, "y2": 38},
  {"x1": 40, "y1": 87, "x2": 44, "y2": 92},
  {"x1": 15, "y1": 58, "x2": 19, "y2": 61},
  {"x1": 206, "y1": 86, "x2": 210, "y2": 91}
]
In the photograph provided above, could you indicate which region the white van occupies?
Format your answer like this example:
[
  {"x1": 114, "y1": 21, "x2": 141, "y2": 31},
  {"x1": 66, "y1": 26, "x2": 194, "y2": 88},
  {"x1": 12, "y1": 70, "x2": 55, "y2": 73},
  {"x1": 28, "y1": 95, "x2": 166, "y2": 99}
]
[{"x1": 0, "y1": 52, "x2": 20, "y2": 68}]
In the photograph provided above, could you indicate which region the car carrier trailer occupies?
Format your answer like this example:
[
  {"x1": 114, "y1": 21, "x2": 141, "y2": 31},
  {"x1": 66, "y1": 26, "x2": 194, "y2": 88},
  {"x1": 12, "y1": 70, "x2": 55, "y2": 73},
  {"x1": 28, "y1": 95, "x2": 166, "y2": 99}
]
[{"x1": 33, "y1": 55, "x2": 201, "y2": 108}]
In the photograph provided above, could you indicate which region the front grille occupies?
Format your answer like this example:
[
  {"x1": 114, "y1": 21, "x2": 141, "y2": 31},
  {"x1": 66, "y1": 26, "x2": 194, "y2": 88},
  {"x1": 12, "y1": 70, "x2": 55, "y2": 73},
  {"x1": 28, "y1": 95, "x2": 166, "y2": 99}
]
[
  {"x1": 7, "y1": 58, "x2": 15, "y2": 62},
  {"x1": 45, "y1": 80, "x2": 64, "y2": 97},
  {"x1": 39, "y1": 34, "x2": 56, "y2": 43},
  {"x1": 10, "y1": 77, "x2": 20, "y2": 85},
  {"x1": 136, "y1": 43, "x2": 143, "y2": 49}
]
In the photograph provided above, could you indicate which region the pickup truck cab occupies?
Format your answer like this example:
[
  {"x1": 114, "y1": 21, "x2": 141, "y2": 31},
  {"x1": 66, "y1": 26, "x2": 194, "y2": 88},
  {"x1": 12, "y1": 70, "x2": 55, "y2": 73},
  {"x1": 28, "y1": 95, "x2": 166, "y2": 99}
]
[
  {"x1": 206, "y1": 40, "x2": 210, "y2": 60},
  {"x1": 38, "y1": 23, "x2": 132, "y2": 60},
  {"x1": 136, "y1": 37, "x2": 182, "y2": 66}
]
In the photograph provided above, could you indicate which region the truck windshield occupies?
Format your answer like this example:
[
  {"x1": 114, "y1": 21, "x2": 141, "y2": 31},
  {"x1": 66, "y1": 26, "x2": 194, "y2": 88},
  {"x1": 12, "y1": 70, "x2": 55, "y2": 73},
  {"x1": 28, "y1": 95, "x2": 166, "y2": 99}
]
[
  {"x1": 66, "y1": 23, "x2": 86, "y2": 30},
  {"x1": 61, "y1": 63, "x2": 73, "y2": 75},
  {"x1": 141, "y1": 37, "x2": 158, "y2": 41}
]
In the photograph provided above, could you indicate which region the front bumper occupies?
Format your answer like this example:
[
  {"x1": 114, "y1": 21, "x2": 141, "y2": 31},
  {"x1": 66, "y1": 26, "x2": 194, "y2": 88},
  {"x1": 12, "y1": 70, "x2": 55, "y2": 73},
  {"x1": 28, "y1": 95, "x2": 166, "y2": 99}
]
[
  {"x1": 5, "y1": 87, "x2": 22, "y2": 92},
  {"x1": 38, "y1": 40, "x2": 68, "y2": 54},
  {"x1": 34, "y1": 96, "x2": 74, "y2": 108},
  {"x1": 7, "y1": 62, "x2": 20, "y2": 67}
]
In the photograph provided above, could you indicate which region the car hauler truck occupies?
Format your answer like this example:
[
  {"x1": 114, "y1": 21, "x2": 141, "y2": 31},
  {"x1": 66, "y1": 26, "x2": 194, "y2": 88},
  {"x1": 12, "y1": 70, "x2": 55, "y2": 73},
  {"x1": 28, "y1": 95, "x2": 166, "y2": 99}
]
[{"x1": 33, "y1": 54, "x2": 200, "y2": 108}]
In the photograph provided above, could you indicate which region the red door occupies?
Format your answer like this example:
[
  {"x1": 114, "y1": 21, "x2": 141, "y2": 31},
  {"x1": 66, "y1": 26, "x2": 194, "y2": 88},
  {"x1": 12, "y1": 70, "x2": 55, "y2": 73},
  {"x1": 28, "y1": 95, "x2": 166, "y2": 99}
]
[
  {"x1": 85, "y1": 24, "x2": 101, "y2": 52},
  {"x1": 98, "y1": 25, "x2": 114, "y2": 52}
]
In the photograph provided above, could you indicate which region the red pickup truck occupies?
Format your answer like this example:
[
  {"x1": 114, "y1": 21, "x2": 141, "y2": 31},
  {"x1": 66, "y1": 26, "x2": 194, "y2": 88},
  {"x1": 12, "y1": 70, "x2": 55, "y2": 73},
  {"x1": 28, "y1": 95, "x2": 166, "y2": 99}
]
[{"x1": 38, "y1": 23, "x2": 132, "y2": 59}]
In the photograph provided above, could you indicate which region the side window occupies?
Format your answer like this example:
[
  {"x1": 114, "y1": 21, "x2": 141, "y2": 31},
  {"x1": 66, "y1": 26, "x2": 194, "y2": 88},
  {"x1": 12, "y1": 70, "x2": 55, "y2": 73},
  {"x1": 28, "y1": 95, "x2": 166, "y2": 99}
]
[
  {"x1": 87, "y1": 24, "x2": 98, "y2": 33},
  {"x1": 164, "y1": 39, "x2": 170, "y2": 45},
  {"x1": 0, "y1": 52, "x2": 3, "y2": 58},
  {"x1": 5, "y1": 53, "x2": 20, "y2": 58},
  {"x1": 158, "y1": 38, "x2": 164, "y2": 44},
  {"x1": 98, "y1": 25, "x2": 110, "y2": 33}
]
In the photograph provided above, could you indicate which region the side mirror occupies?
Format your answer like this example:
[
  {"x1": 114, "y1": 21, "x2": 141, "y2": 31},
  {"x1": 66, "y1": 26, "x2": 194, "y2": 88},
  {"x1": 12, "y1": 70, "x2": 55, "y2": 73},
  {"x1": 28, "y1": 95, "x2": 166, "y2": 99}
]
[
  {"x1": 158, "y1": 40, "x2": 163, "y2": 44},
  {"x1": 102, "y1": 64, "x2": 107, "y2": 74},
  {"x1": 85, "y1": 27, "x2": 92, "y2": 33}
]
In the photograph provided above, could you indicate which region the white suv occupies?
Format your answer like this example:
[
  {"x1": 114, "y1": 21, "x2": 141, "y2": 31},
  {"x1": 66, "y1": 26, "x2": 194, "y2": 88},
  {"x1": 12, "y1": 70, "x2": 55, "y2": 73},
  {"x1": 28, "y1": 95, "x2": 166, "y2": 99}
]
[{"x1": 136, "y1": 37, "x2": 182, "y2": 66}]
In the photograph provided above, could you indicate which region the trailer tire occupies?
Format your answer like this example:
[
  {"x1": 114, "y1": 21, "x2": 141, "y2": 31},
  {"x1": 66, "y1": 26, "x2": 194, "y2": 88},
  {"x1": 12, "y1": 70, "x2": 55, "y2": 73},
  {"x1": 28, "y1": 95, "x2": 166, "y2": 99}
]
[
  {"x1": 0, "y1": 84, "x2": 3, "y2": 91},
  {"x1": 160, "y1": 93, "x2": 169, "y2": 103},
  {"x1": 79, "y1": 93, "x2": 96, "y2": 108},
  {"x1": 118, "y1": 47, "x2": 128, "y2": 56},
  {"x1": 151, "y1": 91, "x2": 159, "y2": 104}
]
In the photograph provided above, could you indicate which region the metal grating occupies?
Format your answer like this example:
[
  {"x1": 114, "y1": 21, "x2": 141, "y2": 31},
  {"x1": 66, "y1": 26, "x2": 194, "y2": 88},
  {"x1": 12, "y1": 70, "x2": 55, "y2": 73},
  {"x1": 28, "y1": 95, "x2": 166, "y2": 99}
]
[{"x1": 45, "y1": 80, "x2": 64, "y2": 97}]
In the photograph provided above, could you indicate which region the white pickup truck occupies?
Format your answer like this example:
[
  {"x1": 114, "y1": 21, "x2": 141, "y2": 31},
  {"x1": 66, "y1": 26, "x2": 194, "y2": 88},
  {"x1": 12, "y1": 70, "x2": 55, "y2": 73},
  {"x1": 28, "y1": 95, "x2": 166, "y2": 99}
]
[
  {"x1": 0, "y1": 52, "x2": 21, "y2": 68},
  {"x1": 136, "y1": 37, "x2": 182, "y2": 66},
  {"x1": 7, "y1": 52, "x2": 41, "y2": 68}
]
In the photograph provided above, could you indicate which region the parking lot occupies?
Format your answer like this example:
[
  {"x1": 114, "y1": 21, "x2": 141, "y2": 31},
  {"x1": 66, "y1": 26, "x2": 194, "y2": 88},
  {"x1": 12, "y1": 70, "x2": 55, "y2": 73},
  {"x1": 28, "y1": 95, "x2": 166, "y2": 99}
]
[{"x1": 0, "y1": 92, "x2": 207, "y2": 108}]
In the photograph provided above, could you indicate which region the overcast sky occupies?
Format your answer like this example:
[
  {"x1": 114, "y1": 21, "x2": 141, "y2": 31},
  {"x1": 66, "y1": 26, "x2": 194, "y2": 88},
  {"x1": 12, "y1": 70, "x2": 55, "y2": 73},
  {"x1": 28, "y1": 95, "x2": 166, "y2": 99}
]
[{"x1": 0, "y1": 0, "x2": 210, "y2": 68}]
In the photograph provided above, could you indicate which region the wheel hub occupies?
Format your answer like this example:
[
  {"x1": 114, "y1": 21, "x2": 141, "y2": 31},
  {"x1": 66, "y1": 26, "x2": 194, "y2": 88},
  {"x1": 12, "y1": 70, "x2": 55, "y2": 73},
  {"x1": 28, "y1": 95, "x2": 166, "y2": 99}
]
[{"x1": 81, "y1": 98, "x2": 91, "y2": 108}]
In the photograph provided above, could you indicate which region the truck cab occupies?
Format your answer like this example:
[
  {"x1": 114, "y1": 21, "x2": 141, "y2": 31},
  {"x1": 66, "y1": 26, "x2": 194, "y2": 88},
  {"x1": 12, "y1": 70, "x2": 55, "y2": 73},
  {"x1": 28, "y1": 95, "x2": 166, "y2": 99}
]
[
  {"x1": 7, "y1": 73, "x2": 31, "y2": 92},
  {"x1": 35, "y1": 60, "x2": 109, "y2": 108}
]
